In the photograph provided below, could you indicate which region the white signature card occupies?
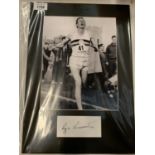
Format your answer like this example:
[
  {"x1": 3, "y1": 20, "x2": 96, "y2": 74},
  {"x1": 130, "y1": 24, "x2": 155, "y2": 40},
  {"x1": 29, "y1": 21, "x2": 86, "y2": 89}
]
[{"x1": 57, "y1": 116, "x2": 101, "y2": 138}]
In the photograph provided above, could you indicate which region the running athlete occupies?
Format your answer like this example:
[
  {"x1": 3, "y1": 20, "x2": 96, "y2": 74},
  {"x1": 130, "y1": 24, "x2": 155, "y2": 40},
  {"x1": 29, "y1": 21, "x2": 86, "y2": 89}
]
[{"x1": 58, "y1": 17, "x2": 97, "y2": 110}]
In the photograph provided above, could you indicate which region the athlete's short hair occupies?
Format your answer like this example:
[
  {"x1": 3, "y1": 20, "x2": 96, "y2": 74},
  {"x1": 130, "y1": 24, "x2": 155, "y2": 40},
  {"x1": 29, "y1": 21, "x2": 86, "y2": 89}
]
[{"x1": 76, "y1": 17, "x2": 85, "y2": 27}]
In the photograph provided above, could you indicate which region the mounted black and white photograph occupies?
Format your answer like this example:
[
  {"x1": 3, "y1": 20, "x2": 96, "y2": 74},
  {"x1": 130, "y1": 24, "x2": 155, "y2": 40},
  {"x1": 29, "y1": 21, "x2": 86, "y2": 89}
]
[
  {"x1": 41, "y1": 16, "x2": 119, "y2": 110},
  {"x1": 41, "y1": 16, "x2": 118, "y2": 111},
  {"x1": 22, "y1": 3, "x2": 135, "y2": 154}
]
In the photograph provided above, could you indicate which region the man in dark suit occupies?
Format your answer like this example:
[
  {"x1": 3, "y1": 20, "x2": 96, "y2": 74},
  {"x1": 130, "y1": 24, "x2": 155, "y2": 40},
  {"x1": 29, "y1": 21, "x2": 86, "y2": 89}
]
[{"x1": 106, "y1": 35, "x2": 117, "y2": 78}]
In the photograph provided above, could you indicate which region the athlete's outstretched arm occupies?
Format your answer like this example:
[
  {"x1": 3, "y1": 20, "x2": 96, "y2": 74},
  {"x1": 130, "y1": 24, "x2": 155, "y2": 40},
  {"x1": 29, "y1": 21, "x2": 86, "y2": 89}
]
[{"x1": 55, "y1": 37, "x2": 71, "y2": 48}]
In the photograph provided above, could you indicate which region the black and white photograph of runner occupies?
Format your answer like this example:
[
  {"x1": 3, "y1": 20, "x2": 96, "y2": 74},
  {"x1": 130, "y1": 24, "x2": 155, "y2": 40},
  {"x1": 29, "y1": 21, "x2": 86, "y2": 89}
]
[{"x1": 41, "y1": 16, "x2": 118, "y2": 110}]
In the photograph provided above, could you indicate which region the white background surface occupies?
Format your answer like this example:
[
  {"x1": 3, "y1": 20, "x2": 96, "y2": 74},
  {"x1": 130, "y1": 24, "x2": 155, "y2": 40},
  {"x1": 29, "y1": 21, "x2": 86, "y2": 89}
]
[{"x1": 0, "y1": 0, "x2": 155, "y2": 155}]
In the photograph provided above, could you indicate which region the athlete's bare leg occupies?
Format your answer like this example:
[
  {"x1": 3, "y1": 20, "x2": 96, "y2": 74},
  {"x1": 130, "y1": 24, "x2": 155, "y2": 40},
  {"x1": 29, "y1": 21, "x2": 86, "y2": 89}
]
[
  {"x1": 81, "y1": 68, "x2": 88, "y2": 87},
  {"x1": 70, "y1": 67, "x2": 83, "y2": 110}
]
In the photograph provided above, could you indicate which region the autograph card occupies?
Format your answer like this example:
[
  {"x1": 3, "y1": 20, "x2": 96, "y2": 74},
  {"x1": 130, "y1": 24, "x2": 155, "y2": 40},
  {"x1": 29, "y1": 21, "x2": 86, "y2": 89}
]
[
  {"x1": 21, "y1": 2, "x2": 135, "y2": 154},
  {"x1": 57, "y1": 116, "x2": 101, "y2": 137}
]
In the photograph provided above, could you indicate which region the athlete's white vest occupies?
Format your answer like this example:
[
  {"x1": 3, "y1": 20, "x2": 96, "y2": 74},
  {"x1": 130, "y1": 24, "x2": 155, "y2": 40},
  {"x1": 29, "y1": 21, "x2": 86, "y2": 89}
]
[
  {"x1": 69, "y1": 30, "x2": 102, "y2": 73},
  {"x1": 70, "y1": 31, "x2": 90, "y2": 58}
]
